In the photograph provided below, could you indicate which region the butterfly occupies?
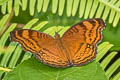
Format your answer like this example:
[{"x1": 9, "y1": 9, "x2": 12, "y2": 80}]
[{"x1": 10, "y1": 18, "x2": 105, "y2": 68}]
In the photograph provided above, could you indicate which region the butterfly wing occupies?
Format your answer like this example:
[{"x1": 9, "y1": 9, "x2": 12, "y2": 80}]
[
  {"x1": 10, "y1": 29, "x2": 68, "y2": 67},
  {"x1": 62, "y1": 18, "x2": 105, "y2": 66}
]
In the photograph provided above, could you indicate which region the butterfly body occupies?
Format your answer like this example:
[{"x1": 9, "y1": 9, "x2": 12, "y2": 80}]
[{"x1": 10, "y1": 18, "x2": 105, "y2": 68}]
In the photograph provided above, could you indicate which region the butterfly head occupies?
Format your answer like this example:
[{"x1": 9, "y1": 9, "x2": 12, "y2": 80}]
[{"x1": 55, "y1": 32, "x2": 60, "y2": 40}]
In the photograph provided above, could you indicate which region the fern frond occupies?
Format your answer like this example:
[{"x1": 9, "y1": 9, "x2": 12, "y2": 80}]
[
  {"x1": 101, "y1": 52, "x2": 117, "y2": 70},
  {"x1": 0, "y1": 24, "x2": 17, "y2": 53},
  {"x1": 96, "y1": 42, "x2": 120, "y2": 80},
  {"x1": 72, "y1": 0, "x2": 79, "y2": 16},
  {"x1": 106, "y1": 58, "x2": 120, "y2": 79},
  {"x1": 0, "y1": 0, "x2": 119, "y2": 26},
  {"x1": 58, "y1": 0, "x2": 65, "y2": 16},
  {"x1": 112, "y1": 71, "x2": 120, "y2": 80},
  {"x1": 1, "y1": 2, "x2": 6, "y2": 14},
  {"x1": 14, "y1": 0, "x2": 21, "y2": 16},
  {"x1": 29, "y1": 0, "x2": 36, "y2": 16},
  {"x1": 52, "y1": 0, "x2": 58, "y2": 14},
  {"x1": 0, "y1": 0, "x2": 9, "y2": 5},
  {"x1": 66, "y1": 0, "x2": 73, "y2": 17},
  {"x1": 0, "y1": 67, "x2": 11, "y2": 72},
  {"x1": 0, "y1": 14, "x2": 10, "y2": 31},
  {"x1": 7, "y1": 0, "x2": 13, "y2": 13},
  {"x1": 100, "y1": 51, "x2": 120, "y2": 80},
  {"x1": 96, "y1": 42, "x2": 114, "y2": 61}
]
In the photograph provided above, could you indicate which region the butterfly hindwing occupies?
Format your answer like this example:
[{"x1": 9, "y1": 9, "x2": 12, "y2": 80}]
[{"x1": 72, "y1": 44, "x2": 96, "y2": 66}]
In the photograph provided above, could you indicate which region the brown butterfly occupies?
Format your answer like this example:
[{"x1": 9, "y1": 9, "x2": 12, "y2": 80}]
[{"x1": 10, "y1": 18, "x2": 105, "y2": 68}]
